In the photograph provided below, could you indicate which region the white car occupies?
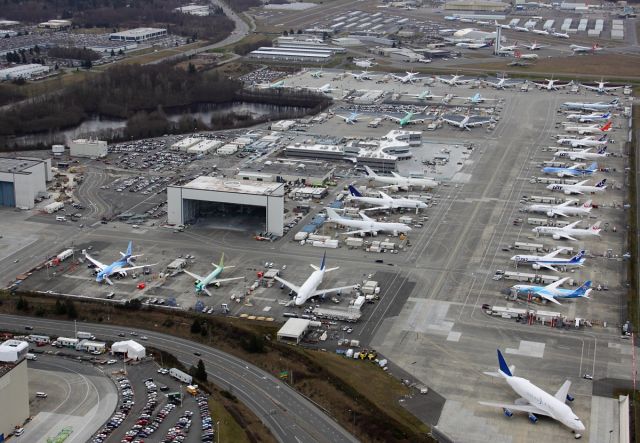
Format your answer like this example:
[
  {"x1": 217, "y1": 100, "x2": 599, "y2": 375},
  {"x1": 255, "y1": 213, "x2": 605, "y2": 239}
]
[
  {"x1": 107, "y1": 360, "x2": 117, "y2": 365},
  {"x1": 140, "y1": 336, "x2": 148, "y2": 340}
]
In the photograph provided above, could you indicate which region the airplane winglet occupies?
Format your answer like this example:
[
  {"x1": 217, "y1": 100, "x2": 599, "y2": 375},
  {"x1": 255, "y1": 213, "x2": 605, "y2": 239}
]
[{"x1": 497, "y1": 350, "x2": 513, "y2": 377}]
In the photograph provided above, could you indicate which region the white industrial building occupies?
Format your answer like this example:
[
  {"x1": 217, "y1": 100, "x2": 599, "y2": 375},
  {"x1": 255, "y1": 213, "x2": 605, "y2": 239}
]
[
  {"x1": 38, "y1": 19, "x2": 71, "y2": 29},
  {"x1": 167, "y1": 176, "x2": 285, "y2": 236},
  {"x1": 0, "y1": 340, "x2": 28, "y2": 363},
  {"x1": 187, "y1": 139, "x2": 223, "y2": 155},
  {"x1": 172, "y1": 137, "x2": 203, "y2": 151},
  {"x1": 248, "y1": 47, "x2": 333, "y2": 63},
  {"x1": 76, "y1": 340, "x2": 107, "y2": 353},
  {"x1": 69, "y1": 138, "x2": 108, "y2": 158},
  {"x1": 111, "y1": 340, "x2": 146, "y2": 360},
  {"x1": 0, "y1": 64, "x2": 50, "y2": 81},
  {"x1": 277, "y1": 318, "x2": 312, "y2": 344},
  {"x1": 0, "y1": 357, "x2": 29, "y2": 439},
  {"x1": 110, "y1": 28, "x2": 167, "y2": 42},
  {"x1": 174, "y1": 4, "x2": 211, "y2": 15},
  {"x1": 0, "y1": 157, "x2": 50, "y2": 209}
]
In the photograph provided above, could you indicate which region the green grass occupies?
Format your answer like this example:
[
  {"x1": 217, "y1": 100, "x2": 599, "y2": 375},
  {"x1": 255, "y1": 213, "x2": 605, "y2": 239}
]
[{"x1": 208, "y1": 398, "x2": 250, "y2": 443}]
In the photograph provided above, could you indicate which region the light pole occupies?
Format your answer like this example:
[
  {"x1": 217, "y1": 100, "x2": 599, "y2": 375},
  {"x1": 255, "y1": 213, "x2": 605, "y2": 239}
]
[{"x1": 216, "y1": 421, "x2": 220, "y2": 443}]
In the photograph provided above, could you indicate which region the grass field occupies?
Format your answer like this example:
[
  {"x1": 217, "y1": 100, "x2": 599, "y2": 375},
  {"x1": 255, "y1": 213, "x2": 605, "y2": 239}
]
[{"x1": 208, "y1": 397, "x2": 250, "y2": 443}]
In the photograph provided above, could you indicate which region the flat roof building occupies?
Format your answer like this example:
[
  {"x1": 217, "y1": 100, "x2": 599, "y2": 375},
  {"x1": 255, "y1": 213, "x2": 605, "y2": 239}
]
[
  {"x1": 277, "y1": 318, "x2": 311, "y2": 344},
  {"x1": 110, "y1": 28, "x2": 167, "y2": 42},
  {"x1": 249, "y1": 47, "x2": 333, "y2": 63},
  {"x1": 0, "y1": 64, "x2": 50, "y2": 81},
  {"x1": 69, "y1": 138, "x2": 108, "y2": 158},
  {"x1": 174, "y1": 4, "x2": 211, "y2": 16},
  {"x1": 0, "y1": 359, "x2": 29, "y2": 439},
  {"x1": 38, "y1": 19, "x2": 71, "y2": 29},
  {"x1": 0, "y1": 157, "x2": 50, "y2": 209}
]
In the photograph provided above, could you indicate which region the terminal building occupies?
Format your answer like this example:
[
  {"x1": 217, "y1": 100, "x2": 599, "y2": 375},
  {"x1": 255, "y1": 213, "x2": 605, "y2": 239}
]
[
  {"x1": 174, "y1": 4, "x2": 211, "y2": 15},
  {"x1": 69, "y1": 138, "x2": 108, "y2": 158},
  {"x1": 109, "y1": 28, "x2": 168, "y2": 42},
  {"x1": 248, "y1": 47, "x2": 334, "y2": 63},
  {"x1": 0, "y1": 157, "x2": 51, "y2": 209},
  {"x1": 167, "y1": 176, "x2": 285, "y2": 236},
  {"x1": 0, "y1": 340, "x2": 30, "y2": 440}
]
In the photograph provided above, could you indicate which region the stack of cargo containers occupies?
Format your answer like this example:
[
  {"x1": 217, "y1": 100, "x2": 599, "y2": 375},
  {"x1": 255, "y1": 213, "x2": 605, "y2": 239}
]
[
  {"x1": 611, "y1": 19, "x2": 624, "y2": 40},
  {"x1": 588, "y1": 19, "x2": 603, "y2": 37}
]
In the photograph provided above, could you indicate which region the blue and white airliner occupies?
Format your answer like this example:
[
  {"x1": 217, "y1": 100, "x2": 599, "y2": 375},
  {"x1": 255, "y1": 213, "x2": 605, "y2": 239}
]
[
  {"x1": 84, "y1": 241, "x2": 155, "y2": 285},
  {"x1": 541, "y1": 162, "x2": 597, "y2": 178},
  {"x1": 511, "y1": 277, "x2": 591, "y2": 305},
  {"x1": 510, "y1": 249, "x2": 586, "y2": 272}
]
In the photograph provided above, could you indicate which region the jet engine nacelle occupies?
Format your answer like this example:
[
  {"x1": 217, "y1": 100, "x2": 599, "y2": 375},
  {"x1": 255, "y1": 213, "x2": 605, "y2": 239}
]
[
  {"x1": 532, "y1": 263, "x2": 541, "y2": 270},
  {"x1": 503, "y1": 408, "x2": 513, "y2": 418},
  {"x1": 528, "y1": 413, "x2": 538, "y2": 424},
  {"x1": 552, "y1": 234, "x2": 561, "y2": 240},
  {"x1": 546, "y1": 211, "x2": 555, "y2": 217},
  {"x1": 566, "y1": 394, "x2": 574, "y2": 402},
  {"x1": 569, "y1": 156, "x2": 577, "y2": 160},
  {"x1": 564, "y1": 189, "x2": 573, "y2": 195},
  {"x1": 118, "y1": 270, "x2": 127, "y2": 278}
]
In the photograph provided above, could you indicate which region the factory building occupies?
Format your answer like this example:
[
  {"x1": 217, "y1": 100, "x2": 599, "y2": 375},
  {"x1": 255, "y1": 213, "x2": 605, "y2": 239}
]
[
  {"x1": 0, "y1": 157, "x2": 50, "y2": 209},
  {"x1": 167, "y1": 176, "x2": 285, "y2": 236},
  {"x1": 38, "y1": 19, "x2": 71, "y2": 29},
  {"x1": 109, "y1": 28, "x2": 168, "y2": 42},
  {"x1": 0, "y1": 340, "x2": 30, "y2": 440},
  {"x1": 0, "y1": 64, "x2": 50, "y2": 81},
  {"x1": 174, "y1": 4, "x2": 211, "y2": 15},
  {"x1": 69, "y1": 138, "x2": 108, "y2": 158},
  {"x1": 444, "y1": 0, "x2": 509, "y2": 10},
  {"x1": 248, "y1": 47, "x2": 333, "y2": 63}
]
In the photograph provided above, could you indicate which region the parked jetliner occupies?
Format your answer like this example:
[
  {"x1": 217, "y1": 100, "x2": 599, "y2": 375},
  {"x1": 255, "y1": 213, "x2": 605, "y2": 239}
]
[
  {"x1": 533, "y1": 78, "x2": 571, "y2": 90},
  {"x1": 256, "y1": 80, "x2": 285, "y2": 89},
  {"x1": 570, "y1": 43, "x2": 602, "y2": 54},
  {"x1": 556, "y1": 135, "x2": 608, "y2": 149},
  {"x1": 402, "y1": 90, "x2": 443, "y2": 101},
  {"x1": 349, "y1": 69, "x2": 378, "y2": 81},
  {"x1": 511, "y1": 277, "x2": 591, "y2": 304},
  {"x1": 458, "y1": 92, "x2": 498, "y2": 104},
  {"x1": 183, "y1": 253, "x2": 243, "y2": 296},
  {"x1": 531, "y1": 29, "x2": 550, "y2": 36},
  {"x1": 533, "y1": 220, "x2": 602, "y2": 241},
  {"x1": 336, "y1": 112, "x2": 365, "y2": 124},
  {"x1": 325, "y1": 208, "x2": 411, "y2": 236},
  {"x1": 304, "y1": 83, "x2": 338, "y2": 94},
  {"x1": 520, "y1": 41, "x2": 548, "y2": 50},
  {"x1": 565, "y1": 112, "x2": 611, "y2": 123},
  {"x1": 363, "y1": 165, "x2": 438, "y2": 190},
  {"x1": 384, "y1": 111, "x2": 426, "y2": 127},
  {"x1": 542, "y1": 162, "x2": 597, "y2": 178},
  {"x1": 480, "y1": 350, "x2": 585, "y2": 437},
  {"x1": 580, "y1": 79, "x2": 622, "y2": 93},
  {"x1": 275, "y1": 253, "x2": 358, "y2": 306},
  {"x1": 527, "y1": 199, "x2": 593, "y2": 217},
  {"x1": 511, "y1": 249, "x2": 586, "y2": 272},
  {"x1": 456, "y1": 41, "x2": 490, "y2": 49},
  {"x1": 84, "y1": 241, "x2": 155, "y2": 285},
  {"x1": 436, "y1": 74, "x2": 472, "y2": 86},
  {"x1": 562, "y1": 98, "x2": 619, "y2": 111},
  {"x1": 441, "y1": 113, "x2": 493, "y2": 130},
  {"x1": 348, "y1": 185, "x2": 427, "y2": 211},
  {"x1": 546, "y1": 179, "x2": 607, "y2": 195},
  {"x1": 309, "y1": 68, "x2": 323, "y2": 78},
  {"x1": 392, "y1": 71, "x2": 428, "y2": 84},
  {"x1": 498, "y1": 41, "x2": 519, "y2": 52},
  {"x1": 483, "y1": 76, "x2": 522, "y2": 89},
  {"x1": 552, "y1": 31, "x2": 570, "y2": 38},
  {"x1": 554, "y1": 146, "x2": 607, "y2": 160},
  {"x1": 514, "y1": 50, "x2": 538, "y2": 60},
  {"x1": 564, "y1": 121, "x2": 612, "y2": 135},
  {"x1": 354, "y1": 58, "x2": 376, "y2": 68}
]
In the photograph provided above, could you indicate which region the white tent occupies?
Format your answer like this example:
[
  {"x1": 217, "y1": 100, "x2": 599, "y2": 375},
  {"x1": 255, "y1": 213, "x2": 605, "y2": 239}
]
[{"x1": 111, "y1": 340, "x2": 146, "y2": 360}]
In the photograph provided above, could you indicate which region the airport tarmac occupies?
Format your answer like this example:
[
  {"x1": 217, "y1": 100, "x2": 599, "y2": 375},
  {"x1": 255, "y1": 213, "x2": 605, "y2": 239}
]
[{"x1": 0, "y1": 72, "x2": 634, "y2": 442}]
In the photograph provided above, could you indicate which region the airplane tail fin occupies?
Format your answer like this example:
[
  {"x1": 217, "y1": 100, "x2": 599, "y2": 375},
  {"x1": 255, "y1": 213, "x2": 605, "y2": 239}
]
[
  {"x1": 125, "y1": 241, "x2": 133, "y2": 258},
  {"x1": 497, "y1": 350, "x2": 513, "y2": 377},
  {"x1": 595, "y1": 178, "x2": 607, "y2": 188},
  {"x1": 590, "y1": 220, "x2": 602, "y2": 233},
  {"x1": 320, "y1": 251, "x2": 326, "y2": 271},
  {"x1": 601, "y1": 121, "x2": 612, "y2": 132},
  {"x1": 363, "y1": 166, "x2": 377, "y2": 177},
  {"x1": 571, "y1": 280, "x2": 592, "y2": 298},
  {"x1": 325, "y1": 207, "x2": 343, "y2": 221},
  {"x1": 597, "y1": 146, "x2": 607, "y2": 154},
  {"x1": 570, "y1": 250, "x2": 586, "y2": 263},
  {"x1": 212, "y1": 252, "x2": 224, "y2": 269},
  {"x1": 611, "y1": 98, "x2": 619, "y2": 105},
  {"x1": 359, "y1": 211, "x2": 373, "y2": 221},
  {"x1": 587, "y1": 162, "x2": 598, "y2": 172},
  {"x1": 582, "y1": 199, "x2": 593, "y2": 209},
  {"x1": 598, "y1": 134, "x2": 608, "y2": 142},
  {"x1": 348, "y1": 185, "x2": 363, "y2": 197}
]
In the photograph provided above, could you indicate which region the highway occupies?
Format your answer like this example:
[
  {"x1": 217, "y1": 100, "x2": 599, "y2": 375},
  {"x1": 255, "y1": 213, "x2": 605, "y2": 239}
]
[{"x1": 0, "y1": 314, "x2": 357, "y2": 443}]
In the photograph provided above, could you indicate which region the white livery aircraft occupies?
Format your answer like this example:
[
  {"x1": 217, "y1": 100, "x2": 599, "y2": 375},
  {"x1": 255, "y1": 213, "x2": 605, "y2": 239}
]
[
  {"x1": 498, "y1": 41, "x2": 519, "y2": 52},
  {"x1": 565, "y1": 112, "x2": 612, "y2": 123},
  {"x1": 392, "y1": 71, "x2": 428, "y2": 84},
  {"x1": 563, "y1": 121, "x2": 612, "y2": 135},
  {"x1": 349, "y1": 69, "x2": 378, "y2": 81},
  {"x1": 325, "y1": 208, "x2": 412, "y2": 236},
  {"x1": 402, "y1": 90, "x2": 443, "y2": 101},
  {"x1": 347, "y1": 185, "x2": 427, "y2": 211},
  {"x1": 436, "y1": 74, "x2": 473, "y2": 86},
  {"x1": 556, "y1": 135, "x2": 608, "y2": 149},
  {"x1": 275, "y1": 253, "x2": 358, "y2": 306},
  {"x1": 546, "y1": 179, "x2": 607, "y2": 195},
  {"x1": 364, "y1": 166, "x2": 438, "y2": 190},
  {"x1": 533, "y1": 78, "x2": 571, "y2": 90},
  {"x1": 562, "y1": 98, "x2": 619, "y2": 112},
  {"x1": 580, "y1": 79, "x2": 622, "y2": 93},
  {"x1": 480, "y1": 350, "x2": 585, "y2": 437},
  {"x1": 457, "y1": 92, "x2": 499, "y2": 104},
  {"x1": 441, "y1": 113, "x2": 493, "y2": 130},
  {"x1": 527, "y1": 199, "x2": 593, "y2": 217},
  {"x1": 571, "y1": 43, "x2": 603, "y2": 54},
  {"x1": 552, "y1": 31, "x2": 570, "y2": 38},
  {"x1": 354, "y1": 58, "x2": 376, "y2": 68},
  {"x1": 303, "y1": 83, "x2": 339, "y2": 94},
  {"x1": 533, "y1": 220, "x2": 602, "y2": 241},
  {"x1": 483, "y1": 75, "x2": 522, "y2": 89},
  {"x1": 520, "y1": 41, "x2": 548, "y2": 50},
  {"x1": 511, "y1": 249, "x2": 586, "y2": 272},
  {"x1": 531, "y1": 29, "x2": 550, "y2": 36}
]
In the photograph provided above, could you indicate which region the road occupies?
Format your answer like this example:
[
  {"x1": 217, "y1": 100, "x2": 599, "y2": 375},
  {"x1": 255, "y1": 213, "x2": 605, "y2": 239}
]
[{"x1": 0, "y1": 314, "x2": 357, "y2": 443}]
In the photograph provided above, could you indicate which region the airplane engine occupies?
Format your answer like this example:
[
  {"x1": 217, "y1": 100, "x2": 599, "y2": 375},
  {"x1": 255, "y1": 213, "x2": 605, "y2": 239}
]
[
  {"x1": 552, "y1": 234, "x2": 561, "y2": 240},
  {"x1": 547, "y1": 211, "x2": 556, "y2": 217},
  {"x1": 213, "y1": 282, "x2": 221, "y2": 288},
  {"x1": 528, "y1": 413, "x2": 538, "y2": 424},
  {"x1": 569, "y1": 157, "x2": 577, "y2": 161},
  {"x1": 503, "y1": 408, "x2": 513, "y2": 418},
  {"x1": 564, "y1": 190, "x2": 573, "y2": 195},
  {"x1": 566, "y1": 394, "x2": 574, "y2": 402},
  {"x1": 118, "y1": 270, "x2": 127, "y2": 278},
  {"x1": 557, "y1": 173, "x2": 565, "y2": 178},
  {"x1": 532, "y1": 263, "x2": 541, "y2": 270}
]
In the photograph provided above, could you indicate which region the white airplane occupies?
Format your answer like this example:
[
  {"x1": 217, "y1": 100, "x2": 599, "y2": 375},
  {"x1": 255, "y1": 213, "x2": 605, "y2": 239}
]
[
  {"x1": 457, "y1": 92, "x2": 499, "y2": 104},
  {"x1": 494, "y1": 20, "x2": 512, "y2": 30},
  {"x1": 527, "y1": 199, "x2": 593, "y2": 217},
  {"x1": 483, "y1": 76, "x2": 522, "y2": 89},
  {"x1": 303, "y1": 83, "x2": 338, "y2": 94},
  {"x1": 546, "y1": 178, "x2": 607, "y2": 195},
  {"x1": 513, "y1": 25, "x2": 532, "y2": 32},
  {"x1": 309, "y1": 68, "x2": 323, "y2": 78},
  {"x1": 402, "y1": 90, "x2": 443, "y2": 101},
  {"x1": 255, "y1": 79, "x2": 285, "y2": 89},
  {"x1": 498, "y1": 41, "x2": 519, "y2": 52},
  {"x1": 436, "y1": 74, "x2": 472, "y2": 86},
  {"x1": 84, "y1": 241, "x2": 155, "y2": 286},
  {"x1": 533, "y1": 220, "x2": 602, "y2": 241},
  {"x1": 336, "y1": 112, "x2": 366, "y2": 124},
  {"x1": 514, "y1": 50, "x2": 539, "y2": 60},
  {"x1": 552, "y1": 31, "x2": 570, "y2": 38},
  {"x1": 325, "y1": 207, "x2": 411, "y2": 236},
  {"x1": 511, "y1": 249, "x2": 586, "y2": 272},
  {"x1": 511, "y1": 277, "x2": 592, "y2": 305},
  {"x1": 533, "y1": 78, "x2": 571, "y2": 90},
  {"x1": 354, "y1": 58, "x2": 376, "y2": 68},
  {"x1": 274, "y1": 253, "x2": 358, "y2": 306},
  {"x1": 392, "y1": 71, "x2": 428, "y2": 84},
  {"x1": 571, "y1": 43, "x2": 603, "y2": 54},
  {"x1": 565, "y1": 112, "x2": 612, "y2": 123},
  {"x1": 562, "y1": 98, "x2": 619, "y2": 112},
  {"x1": 556, "y1": 135, "x2": 608, "y2": 149},
  {"x1": 563, "y1": 121, "x2": 612, "y2": 135},
  {"x1": 456, "y1": 41, "x2": 490, "y2": 49},
  {"x1": 531, "y1": 29, "x2": 550, "y2": 36},
  {"x1": 481, "y1": 350, "x2": 585, "y2": 437},
  {"x1": 441, "y1": 113, "x2": 493, "y2": 130},
  {"x1": 349, "y1": 69, "x2": 378, "y2": 81},
  {"x1": 363, "y1": 165, "x2": 438, "y2": 190},
  {"x1": 347, "y1": 185, "x2": 427, "y2": 211},
  {"x1": 521, "y1": 41, "x2": 548, "y2": 50},
  {"x1": 580, "y1": 79, "x2": 622, "y2": 93}
]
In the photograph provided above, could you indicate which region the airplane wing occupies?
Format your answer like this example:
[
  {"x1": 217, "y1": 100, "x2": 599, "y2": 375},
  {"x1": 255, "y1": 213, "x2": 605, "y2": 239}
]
[
  {"x1": 557, "y1": 232, "x2": 578, "y2": 241},
  {"x1": 312, "y1": 284, "x2": 358, "y2": 297},
  {"x1": 362, "y1": 205, "x2": 391, "y2": 212},
  {"x1": 210, "y1": 277, "x2": 244, "y2": 285},
  {"x1": 542, "y1": 249, "x2": 564, "y2": 259},
  {"x1": 546, "y1": 276, "x2": 571, "y2": 291},
  {"x1": 336, "y1": 115, "x2": 351, "y2": 121},
  {"x1": 536, "y1": 263, "x2": 559, "y2": 272},
  {"x1": 274, "y1": 276, "x2": 301, "y2": 294},
  {"x1": 479, "y1": 401, "x2": 547, "y2": 416},
  {"x1": 84, "y1": 254, "x2": 107, "y2": 271},
  {"x1": 536, "y1": 291, "x2": 563, "y2": 305},
  {"x1": 119, "y1": 264, "x2": 155, "y2": 273},
  {"x1": 581, "y1": 84, "x2": 599, "y2": 91},
  {"x1": 183, "y1": 270, "x2": 206, "y2": 282},
  {"x1": 384, "y1": 115, "x2": 402, "y2": 123},
  {"x1": 554, "y1": 380, "x2": 572, "y2": 403}
]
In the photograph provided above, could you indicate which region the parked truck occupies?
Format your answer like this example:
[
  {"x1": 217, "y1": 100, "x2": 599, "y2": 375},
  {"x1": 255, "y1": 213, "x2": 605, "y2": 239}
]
[
  {"x1": 44, "y1": 202, "x2": 64, "y2": 214},
  {"x1": 169, "y1": 367, "x2": 193, "y2": 384},
  {"x1": 76, "y1": 331, "x2": 95, "y2": 340}
]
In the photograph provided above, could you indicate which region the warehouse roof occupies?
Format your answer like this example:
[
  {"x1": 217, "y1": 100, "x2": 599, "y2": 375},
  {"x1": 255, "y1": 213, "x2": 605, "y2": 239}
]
[
  {"x1": 182, "y1": 176, "x2": 284, "y2": 196},
  {"x1": 0, "y1": 157, "x2": 43, "y2": 174},
  {"x1": 277, "y1": 318, "x2": 311, "y2": 338}
]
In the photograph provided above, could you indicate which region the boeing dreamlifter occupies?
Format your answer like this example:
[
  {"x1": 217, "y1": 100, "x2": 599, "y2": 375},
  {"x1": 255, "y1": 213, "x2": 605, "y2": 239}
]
[
  {"x1": 480, "y1": 350, "x2": 585, "y2": 438},
  {"x1": 364, "y1": 166, "x2": 438, "y2": 190},
  {"x1": 84, "y1": 241, "x2": 155, "y2": 285},
  {"x1": 275, "y1": 253, "x2": 358, "y2": 306}
]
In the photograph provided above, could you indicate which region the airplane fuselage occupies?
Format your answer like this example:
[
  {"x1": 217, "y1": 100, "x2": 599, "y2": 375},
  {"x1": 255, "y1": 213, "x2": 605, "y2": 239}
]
[
  {"x1": 294, "y1": 269, "x2": 325, "y2": 305},
  {"x1": 527, "y1": 204, "x2": 591, "y2": 217},
  {"x1": 534, "y1": 226, "x2": 599, "y2": 239}
]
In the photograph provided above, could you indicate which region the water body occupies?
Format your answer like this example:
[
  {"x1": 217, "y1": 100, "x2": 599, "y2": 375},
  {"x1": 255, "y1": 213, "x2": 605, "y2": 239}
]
[{"x1": 4, "y1": 102, "x2": 308, "y2": 148}]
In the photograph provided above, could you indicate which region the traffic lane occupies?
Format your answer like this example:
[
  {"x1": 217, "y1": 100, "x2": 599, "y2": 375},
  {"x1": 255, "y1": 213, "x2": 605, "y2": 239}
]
[{"x1": 1, "y1": 315, "x2": 357, "y2": 443}]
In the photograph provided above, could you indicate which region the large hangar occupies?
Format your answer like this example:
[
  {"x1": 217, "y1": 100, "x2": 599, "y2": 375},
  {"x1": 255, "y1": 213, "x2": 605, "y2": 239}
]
[
  {"x1": 0, "y1": 157, "x2": 50, "y2": 209},
  {"x1": 167, "y1": 176, "x2": 285, "y2": 236}
]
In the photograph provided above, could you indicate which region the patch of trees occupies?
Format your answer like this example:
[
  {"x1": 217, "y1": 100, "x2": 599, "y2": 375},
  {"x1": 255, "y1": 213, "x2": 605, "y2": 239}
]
[
  {"x1": 48, "y1": 47, "x2": 101, "y2": 61},
  {"x1": 0, "y1": 85, "x2": 26, "y2": 107},
  {"x1": 234, "y1": 38, "x2": 272, "y2": 56},
  {"x1": 227, "y1": 0, "x2": 261, "y2": 12}
]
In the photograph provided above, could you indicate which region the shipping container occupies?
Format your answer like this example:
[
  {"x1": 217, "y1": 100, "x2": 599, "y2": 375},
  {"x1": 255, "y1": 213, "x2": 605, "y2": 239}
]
[{"x1": 169, "y1": 368, "x2": 193, "y2": 384}]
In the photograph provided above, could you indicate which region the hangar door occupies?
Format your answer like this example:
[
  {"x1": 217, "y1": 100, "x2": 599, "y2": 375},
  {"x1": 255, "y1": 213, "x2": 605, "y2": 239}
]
[{"x1": 0, "y1": 181, "x2": 15, "y2": 207}]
